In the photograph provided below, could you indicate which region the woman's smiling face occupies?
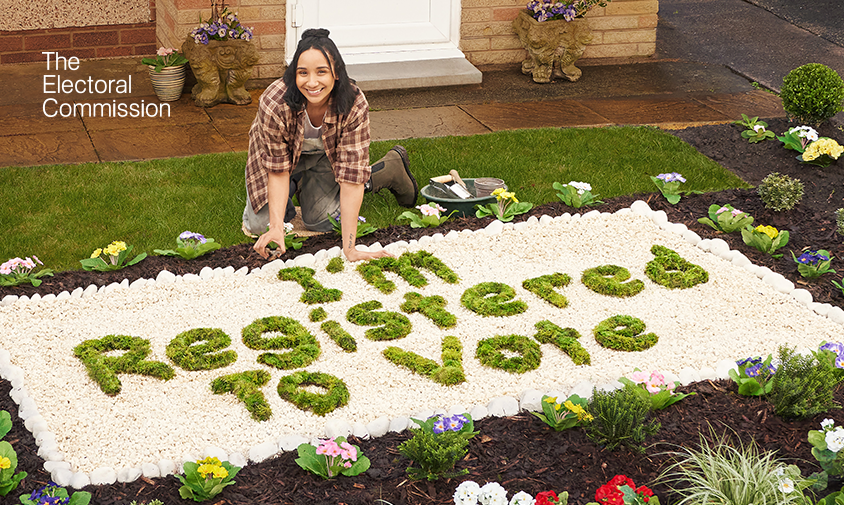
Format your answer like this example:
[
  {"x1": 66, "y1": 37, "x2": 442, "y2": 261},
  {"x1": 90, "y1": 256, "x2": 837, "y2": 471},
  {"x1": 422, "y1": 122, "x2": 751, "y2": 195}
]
[{"x1": 296, "y1": 48, "x2": 336, "y2": 108}]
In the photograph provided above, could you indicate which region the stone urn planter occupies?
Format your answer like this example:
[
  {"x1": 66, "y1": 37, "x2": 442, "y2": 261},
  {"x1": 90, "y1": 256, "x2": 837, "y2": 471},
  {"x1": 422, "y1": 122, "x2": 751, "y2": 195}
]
[
  {"x1": 182, "y1": 38, "x2": 260, "y2": 107},
  {"x1": 512, "y1": 9, "x2": 593, "y2": 83}
]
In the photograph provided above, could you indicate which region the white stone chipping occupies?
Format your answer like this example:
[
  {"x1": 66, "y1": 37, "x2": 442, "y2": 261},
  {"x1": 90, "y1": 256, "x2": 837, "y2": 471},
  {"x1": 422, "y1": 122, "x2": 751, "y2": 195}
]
[{"x1": 0, "y1": 202, "x2": 842, "y2": 484}]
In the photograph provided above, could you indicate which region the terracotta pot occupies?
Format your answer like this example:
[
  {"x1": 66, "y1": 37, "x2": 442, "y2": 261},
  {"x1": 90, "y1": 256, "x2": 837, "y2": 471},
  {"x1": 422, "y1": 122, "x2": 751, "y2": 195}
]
[
  {"x1": 512, "y1": 10, "x2": 593, "y2": 83},
  {"x1": 182, "y1": 38, "x2": 260, "y2": 107},
  {"x1": 148, "y1": 65, "x2": 186, "y2": 102}
]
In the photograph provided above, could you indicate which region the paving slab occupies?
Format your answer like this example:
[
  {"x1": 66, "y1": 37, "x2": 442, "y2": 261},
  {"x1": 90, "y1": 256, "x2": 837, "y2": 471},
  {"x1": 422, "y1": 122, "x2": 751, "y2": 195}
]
[
  {"x1": 0, "y1": 103, "x2": 84, "y2": 137},
  {"x1": 89, "y1": 123, "x2": 232, "y2": 162},
  {"x1": 576, "y1": 96, "x2": 733, "y2": 125},
  {"x1": 459, "y1": 100, "x2": 612, "y2": 131},
  {"x1": 0, "y1": 130, "x2": 98, "y2": 167},
  {"x1": 81, "y1": 95, "x2": 211, "y2": 132},
  {"x1": 693, "y1": 91, "x2": 786, "y2": 121},
  {"x1": 369, "y1": 106, "x2": 490, "y2": 141}
]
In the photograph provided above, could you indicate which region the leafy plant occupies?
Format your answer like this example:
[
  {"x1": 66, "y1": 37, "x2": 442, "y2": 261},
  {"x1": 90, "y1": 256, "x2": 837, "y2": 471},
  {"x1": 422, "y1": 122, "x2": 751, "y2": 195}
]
[
  {"x1": 79, "y1": 240, "x2": 147, "y2": 271},
  {"x1": 0, "y1": 440, "x2": 25, "y2": 497},
  {"x1": 295, "y1": 436, "x2": 370, "y2": 479},
  {"x1": 552, "y1": 181, "x2": 604, "y2": 208},
  {"x1": 757, "y1": 172, "x2": 804, "y2": 212},
  {"x1": 154, "y1": 231, "x2": 221, "y2": 259},
  {"x1": 584, "y1": 386, "x2": 660, "y2": 453},
  {"x1": 19, "y1": 482, "x2": 90, "y2": 505},
  {"x1": 328, "y1": 212, "x2": 377, "y2": 238},
  {"x1": 660, "y1": 430, "x2": 816, "y2": 505},
  {"x1": 650, "y1": 172, "x2": 701, "y2": 204},
  {"x1": 741, "y1": 225, "x2": 789, "y2": 258},
  {"x1": 177, "y1": 456, "x2": 240, "y2": 502},
  {"x1": 777, "y1": 125, "x2": 819, "y2": 152},
  {"x1": 698, "y1": 204, "x2": 753, "y2": 233},
  {"x1": 800, "y1": 138, "x2": 844, "y2": 167},
  {"x1": 781, "y1": 63, "x2": 844, "y2": 126},
  {"x1": 398, "y1": 413, "x2": 477, "y2": 480},
  {"x1": 586, "y1": 474, "x2": 660, "y2": 505},
  {"x1": 398, "y1": 203, "x2": 456, "y2": 228},
  {"x1": 141, "y1": 47, "x2": 188, "y2": 72},
  {"x1": 769, "y1": 344, "x2": 842, "y2": 420},
  {"x1": 734, "y1": 114, "x2": 776, "y2": 143},
  {"x1": 809, "y1": 418, "x2": 844, "y2": 477},
  {"x1": 475, "y1": 188, "x2": 532, "y2": 222},
  {"x1": 0, "y1": 256, "x2": 53, "y2": 287},
  {"x1": 618, "y1": 369, "x2": 694, "y2": 410},
  {"x1": 532, "y1": 394, "x2": 593, "y2": 431},
  {"x1": 792, "y1": 249, "x2": 835, "y2": 279},
  {"x1": 728, "y1": 355, "x2": 776, "y2": 396}
]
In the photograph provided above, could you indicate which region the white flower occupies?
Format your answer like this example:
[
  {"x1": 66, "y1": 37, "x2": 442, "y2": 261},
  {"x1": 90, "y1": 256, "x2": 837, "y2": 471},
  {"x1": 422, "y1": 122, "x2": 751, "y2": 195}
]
[
  {"x1": 567, "y1": 181, "x2": 592, "y2": 195},
  {"x1": 479, "y1": 482, "x2": 508, "y2": 505},
  {"x1": 778, "y1": 478, "x2": 795, "y2": 494},
  {"x1": 284, "y1": 222, "x2": 294, "y2": 233},
  {"x1": 789, "y1": 125, "x2": 819, "y2": 141},
  {"x1": 753, "y1": 124, "x2": 766, "y2": 133},
  {"x1": 773, "y1": 466, "x2": 785, "y2": 477},
  {"x1": 454, "y1": 481, "x2": 481, "y2": 505},
  {"x1": 509, "y1": 491, "x2": 536, "y2": 505},
  {"x1": 825, "y1": 426, "x2": 844, "y2": 452},
  {"x1": 821, "y1": 418, "x2": 835, "y2": 430}
]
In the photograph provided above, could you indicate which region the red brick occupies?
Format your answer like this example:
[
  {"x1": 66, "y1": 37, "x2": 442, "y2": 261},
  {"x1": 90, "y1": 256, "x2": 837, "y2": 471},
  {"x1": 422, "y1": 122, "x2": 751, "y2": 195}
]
[
  {"x1": 493, "y1": 7, "x2": 522, "y2": 21},
  {"x1": 24, "y1": 33, "x2": 71, "y2": 51},
  {"x1": 134, "y1": 44, "x2": 158, "y2": 55},
  {"x1": 57, "y1": 48, "x2": 98, "y2": 59},
  {"x1": 120, "y1": 27, "x2": 156, "y2": 45},
  {"x1": 97, "y1": 46, "x2": 133, "y2": 57},
  {"x1": 0, "y1": 36, "x2": 23, "y2": 52},
  {"x1": 73, "y1": 31, "x2": 119, "y2": 48},
  {"x1": 2, "y1": 52, "x2": 48, "y2": 64}
]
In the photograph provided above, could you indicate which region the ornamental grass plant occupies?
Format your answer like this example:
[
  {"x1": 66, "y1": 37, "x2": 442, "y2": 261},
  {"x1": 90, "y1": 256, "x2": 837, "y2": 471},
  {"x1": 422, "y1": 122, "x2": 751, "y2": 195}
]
[{"x1": 0, "y1": 127, "x2": 748, "y2": 272}]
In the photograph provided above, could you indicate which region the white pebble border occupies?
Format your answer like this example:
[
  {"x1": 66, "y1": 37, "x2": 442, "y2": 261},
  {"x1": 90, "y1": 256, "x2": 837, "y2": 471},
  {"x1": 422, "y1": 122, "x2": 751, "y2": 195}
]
[{"x1": 0, "y1": 200, "x2": 840, "y2": 489}]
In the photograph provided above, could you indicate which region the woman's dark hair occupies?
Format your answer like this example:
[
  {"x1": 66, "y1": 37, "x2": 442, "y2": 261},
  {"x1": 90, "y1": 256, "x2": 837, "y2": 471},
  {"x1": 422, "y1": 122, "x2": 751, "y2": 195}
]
[{"x1": 282, "y1": 28, "x2": 358, "y2": 115}]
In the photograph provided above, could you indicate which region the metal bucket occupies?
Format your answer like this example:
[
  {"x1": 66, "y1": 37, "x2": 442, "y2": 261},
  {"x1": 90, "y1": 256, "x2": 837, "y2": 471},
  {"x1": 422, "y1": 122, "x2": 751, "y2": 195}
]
[{"x1": 474, "y1": 178, "x2": 506, "y2": 198}]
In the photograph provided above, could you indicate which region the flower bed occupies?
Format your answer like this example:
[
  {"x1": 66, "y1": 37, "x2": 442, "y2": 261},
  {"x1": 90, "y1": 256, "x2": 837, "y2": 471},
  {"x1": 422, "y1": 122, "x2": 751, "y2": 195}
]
[{"x1": 0, "y1": 202, "x2": 841, "y2": 488}]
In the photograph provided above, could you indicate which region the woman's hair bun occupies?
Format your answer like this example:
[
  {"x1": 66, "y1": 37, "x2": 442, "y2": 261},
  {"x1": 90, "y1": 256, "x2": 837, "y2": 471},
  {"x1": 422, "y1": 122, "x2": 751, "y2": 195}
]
[{"x1": 301, "y1": 28, "x2": 330, "y2": 39}]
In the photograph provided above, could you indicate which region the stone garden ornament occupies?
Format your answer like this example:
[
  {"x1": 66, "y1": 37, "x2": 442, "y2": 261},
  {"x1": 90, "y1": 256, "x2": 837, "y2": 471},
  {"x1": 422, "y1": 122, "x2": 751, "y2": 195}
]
[
  {"x1": 182, "y1": 0, "x2": 259, "y2": 107},
  {"x1": 513, "y1": 0, "x2": 611, "y2": 83}
]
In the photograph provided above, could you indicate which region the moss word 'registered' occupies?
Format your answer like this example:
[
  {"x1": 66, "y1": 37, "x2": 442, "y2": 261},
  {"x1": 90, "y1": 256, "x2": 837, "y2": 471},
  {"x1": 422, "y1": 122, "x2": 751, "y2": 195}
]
[{"x1": 72, "y1": 246, "x2": 708, "y2": 418}]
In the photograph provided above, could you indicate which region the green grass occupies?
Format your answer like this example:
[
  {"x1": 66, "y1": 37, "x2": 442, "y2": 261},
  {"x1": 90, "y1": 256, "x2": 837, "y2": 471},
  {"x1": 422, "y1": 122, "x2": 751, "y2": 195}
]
[{"x1": 0, "y1": 126, "x2": 750, "y2": 272}]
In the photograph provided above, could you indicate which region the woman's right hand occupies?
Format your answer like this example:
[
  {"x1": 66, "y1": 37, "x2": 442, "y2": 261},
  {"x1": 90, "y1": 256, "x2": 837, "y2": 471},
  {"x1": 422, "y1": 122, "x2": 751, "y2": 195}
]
[{"x1": 254, "y1": 226, "x2": 287, "y2": 259}]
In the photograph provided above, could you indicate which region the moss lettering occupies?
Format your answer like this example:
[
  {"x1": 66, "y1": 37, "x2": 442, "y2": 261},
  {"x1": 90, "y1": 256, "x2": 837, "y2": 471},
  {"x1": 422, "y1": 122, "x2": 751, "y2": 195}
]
[
  {"x1": 400, "y1": 292, "x2": 457, "y2": 329},
  {"x1": 211, "y1": 370, "x2": 272, "y2": 421},
  {"x1": 383, "y1": 335, "x2": 465, "y2": 385},
  {"x1": 278, "y1": 266, "x2": 342, "y2": 304},
  {"x1": 242, "y1": 316, "x2": 321, "y2": 369},
  {"x1": 166, "y1": 328, "x2": 237, "y2": 371},
  {"x1": 533, "y1": 320, "x2": 591, "y2": 365},
  {"x1": 347, "y1": 300, "x2": 412, "y2": 341},
  {"x1": 645, "y1": 244, "x2": 709, "y2": 289},
  {"x1": 74, "y1": 335, "x2": 174, "y2": 396}
]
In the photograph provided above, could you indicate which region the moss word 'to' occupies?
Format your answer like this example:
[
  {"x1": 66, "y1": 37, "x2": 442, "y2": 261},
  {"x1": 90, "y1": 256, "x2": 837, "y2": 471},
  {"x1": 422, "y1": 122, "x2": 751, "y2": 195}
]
[
  {"x1": 461, "y1": 282, "x2": 528, "y2": 317},
  {"x1": 476, "y1": 334, "x2": 542, "y2": 373},
  {"x1": 645, "y1": 244, "x2": 709, "y2": 289},
  {"x1": 166, "y1": 328, "x2": 237, "y2": 371},
  {"x1": 242, "y1": 316, "x2": 321, "y2": 369},
  {"x1": 277, "y1": 371, "x2": 350, "y2": 416},
  {"x1": 581, "y1": 265, "x2": 645, "y2": 298},
  {"x1": 74, "y1": 335, "x2": 174, "y2": 396},
  {"x1": 211, "y1": 370, "x2": 272, "y2": 421},
  {"x1": 522, "y1": 273, "x2": 571, "y2": 308},
  {"x1": 593, "y1": 315, "x2": 658, "y2": 352}
]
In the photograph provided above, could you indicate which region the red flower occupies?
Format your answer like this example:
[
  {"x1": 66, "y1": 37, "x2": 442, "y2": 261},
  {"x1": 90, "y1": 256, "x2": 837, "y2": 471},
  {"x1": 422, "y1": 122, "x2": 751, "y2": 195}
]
[
  {"x1": 535, "y1": 491, "x2": 559, "y2": 505},
  {"x1": 637, "y1": 485, "x2": 654, "y2": 497},
  {"x1": 595, "y1": 483, "x2": 624, "y2": 505}
]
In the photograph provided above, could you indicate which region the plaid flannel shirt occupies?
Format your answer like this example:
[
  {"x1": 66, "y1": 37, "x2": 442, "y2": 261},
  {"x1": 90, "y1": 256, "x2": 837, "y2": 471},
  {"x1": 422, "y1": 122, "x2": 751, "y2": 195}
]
[{"x1": 245, "y1": 79, "x2": 371, "y2": 212}]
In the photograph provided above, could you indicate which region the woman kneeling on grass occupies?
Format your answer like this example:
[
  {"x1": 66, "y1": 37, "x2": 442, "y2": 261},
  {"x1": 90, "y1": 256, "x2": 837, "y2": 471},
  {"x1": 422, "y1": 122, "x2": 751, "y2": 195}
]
[{"x1": 244, "y1": 28, "x2": 418, "y2": 262}]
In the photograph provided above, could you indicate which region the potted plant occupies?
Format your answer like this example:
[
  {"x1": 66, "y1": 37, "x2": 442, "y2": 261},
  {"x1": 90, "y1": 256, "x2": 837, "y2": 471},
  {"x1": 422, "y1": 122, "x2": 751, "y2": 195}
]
[
  {"x1": 141, "y1": 47, "x2": 189, "y2": 102},
  {"x1": 182, "y1": 0, "x2": 260, "y2": 107},
  {"x1": 512, "y1": 0, "x2": 611, "y2": 83}
]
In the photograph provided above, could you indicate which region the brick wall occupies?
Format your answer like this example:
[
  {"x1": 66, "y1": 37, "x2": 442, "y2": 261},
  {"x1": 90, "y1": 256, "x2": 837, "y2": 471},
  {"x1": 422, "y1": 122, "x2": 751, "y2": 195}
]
[
  {"x1": 0, "y1": 23, "x2": 157, "y2": 64},
  {"x1": 155, "y1": 0, "x2": 285, "y2": 80},
  {"x1": 461, "y1": 0, "x2": 659, "y2": 65}
]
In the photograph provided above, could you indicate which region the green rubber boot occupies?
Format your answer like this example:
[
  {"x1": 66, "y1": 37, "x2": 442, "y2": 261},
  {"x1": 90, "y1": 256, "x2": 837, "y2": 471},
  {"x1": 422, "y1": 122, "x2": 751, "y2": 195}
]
[{"x1": 368, "y1": 145, "x2": 418, "y2": 207}]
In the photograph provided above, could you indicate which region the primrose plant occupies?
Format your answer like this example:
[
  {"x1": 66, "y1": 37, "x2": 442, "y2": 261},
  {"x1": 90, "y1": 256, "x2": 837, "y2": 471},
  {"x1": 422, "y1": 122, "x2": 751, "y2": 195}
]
[
  {"x1": 0, "y1": 256, "x2": 53, "y2": 287},
  {"x1": 809, "y1": 418, "x2": 844, "y2": 477},
  {"x1": 328, "y1": 212, "x2": 376, "y2": 238},
  {"x1": 697, "y1": 204, "x2": 753, "y2": 233},
  {"x1": 650, "y1": 173, "x2": 700, "y2": 204},
  {"x1": 729, "y1": 355, "x2": 777, "y2": 396},
  {"x1": 792, "y1": 249, "x2": 835, "y2": 279},
  {"x1": 734, "y1": 114, "x2": 775, "y2": 143},
  {"x1": 533, "y1": 394, "x2": 593, "y2": 431},
  {"x1": 618, "y1": 369, "x2": 695, "y2": 410},
  {"x1": 800, "y1": 137, "x2": 844, "y2": 167},
  {"x1": 742, "y1": 225, "x2": 789, "y2": 258},
  {"x1": 398, "y1": 202, "x2": 457, "y2": 228},
  {"x1": 475, "y1": 188, "x2": 533, "y2": 222},
  {"x1": 19, "y1": 482, "x2": 91, "y2": 505},
  {"x1": 295, "y1": 436, "x2": 370, "y2": 479},
  {"x1": 154, "y1": 231, "x2": 222, "y2": 260},
  {"x1": 80, "y1": 240, "x2": 147, "y2": 272},
  {"x1": 177, "y1": 456, "x2": 240, "y2": 502},
  {"x1": 552, "y1": 181, "x2": 604, "y2": 208},
  {"x1": 778, "y1": 125, "x2": 819, "y2": 152}
]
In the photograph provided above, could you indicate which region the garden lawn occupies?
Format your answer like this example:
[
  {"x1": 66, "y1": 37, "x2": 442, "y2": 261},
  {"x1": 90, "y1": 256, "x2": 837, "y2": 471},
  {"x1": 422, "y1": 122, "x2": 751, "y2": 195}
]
[{"x1": 0, "y1": 126, "x2": 749, "y2": 272}]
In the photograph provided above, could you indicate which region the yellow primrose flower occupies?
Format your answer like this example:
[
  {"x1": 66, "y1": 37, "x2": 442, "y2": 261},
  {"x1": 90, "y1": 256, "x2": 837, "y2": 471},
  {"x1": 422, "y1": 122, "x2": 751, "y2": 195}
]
[
  {"x1": 755, "y1": 225, "x2": 778, "y2": 239},
  {"x1": 804, "y1": 138, "x2": 844, "y2": 161},
  {"x1": 197, "y1": 463, "x2": 217, "y2": 479},
  {"x1": 197, "y1": 456, "x2": 222, "y2": 466},
  {"x1": 90, "y1": 248, "x2": 102, "y2": 259},
  {"x1": 0, "y1": 456, "x2": 10, "y2": 469},
  {"x1": 212, "y1": 466, "x2": 229, "y2": 479},
  {"x1": 492, "y1": 187, "x2": 505, "y2": 196},
  {"x1": 544, "y1": 396, "x2": 557, "y2": 404}
]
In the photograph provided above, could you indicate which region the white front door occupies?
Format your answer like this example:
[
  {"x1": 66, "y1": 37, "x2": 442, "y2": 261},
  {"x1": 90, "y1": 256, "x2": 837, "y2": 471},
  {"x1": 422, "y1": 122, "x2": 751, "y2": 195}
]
[{"x1": 286, "y1": 0, "x2": 464, "y2": 64}]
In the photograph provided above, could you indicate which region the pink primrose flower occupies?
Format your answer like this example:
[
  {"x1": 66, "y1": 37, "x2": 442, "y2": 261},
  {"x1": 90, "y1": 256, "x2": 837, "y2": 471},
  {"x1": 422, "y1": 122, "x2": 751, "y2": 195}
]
[
  {"x1": 716, "y1": 206, "x2": 730, "y2": 214},
  {"x1": 649, "y1": 371, "x2": 665, "y2": 385},
  {"x1": 344, "y1": 461, "x2": 352, "y2": 468},
  {"x1": 629, "y1": 371, "x2": 648, "y2": 384},
  {"x1": 645, "y1": 380, "x2": 661, "y2": 394}
]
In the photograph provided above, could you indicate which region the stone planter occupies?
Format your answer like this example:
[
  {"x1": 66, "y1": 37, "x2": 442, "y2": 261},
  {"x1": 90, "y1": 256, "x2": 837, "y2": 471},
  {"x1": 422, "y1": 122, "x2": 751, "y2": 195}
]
[
  {"x1": 512, "y1": 10, "x2": 593, "y2": 83},
  {"x1": 182, "y1": 38, "x2": 260, "y2": 107},
  {"x1": 148, "y1": 65, "x2": 186, "y2": 102}
]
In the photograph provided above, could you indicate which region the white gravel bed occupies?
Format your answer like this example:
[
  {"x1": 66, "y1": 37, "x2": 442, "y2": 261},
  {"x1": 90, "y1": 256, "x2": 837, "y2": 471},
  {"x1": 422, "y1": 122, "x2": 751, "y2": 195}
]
[{"x1": 0, "y1": 202, "x2": 841, "y2": 484}]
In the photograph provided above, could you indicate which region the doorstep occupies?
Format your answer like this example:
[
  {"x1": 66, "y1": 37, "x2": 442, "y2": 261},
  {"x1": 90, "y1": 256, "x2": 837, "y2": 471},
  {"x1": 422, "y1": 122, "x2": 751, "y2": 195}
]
[{"x1": 347, "y1": 58, "x2": 483, "y2": 92}]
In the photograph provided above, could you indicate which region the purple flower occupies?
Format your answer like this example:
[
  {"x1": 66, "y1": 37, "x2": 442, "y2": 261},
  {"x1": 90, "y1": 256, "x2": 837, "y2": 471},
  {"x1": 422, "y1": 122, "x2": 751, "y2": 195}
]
[
  {"x1": 836, "y1": 353, "x2": 844, "y2": 369},
  {"x1": 432, "y1": 418, "x2": 446, "y2": 434},
  {"x1": 179, "y1": 231, "x2": 207, "y2": 244},
  {"x1": 736, "y1": 356, "x2": 761, "y2": 367},
  {"x1": 446, "y1": 415, "x2": 465, "y2": 432},
  {"x1": 797, "y1": 251, "x2": 828, "y2": 265},
  {"x1": 745, "y1": 364, "x2": 762, "y2": 377},
  {"x1": 821, "y1": 342, "x2": 844, "y2": 354},
  {"x1": 657, "y1": 172, "x2": 686, "y2": 183}
]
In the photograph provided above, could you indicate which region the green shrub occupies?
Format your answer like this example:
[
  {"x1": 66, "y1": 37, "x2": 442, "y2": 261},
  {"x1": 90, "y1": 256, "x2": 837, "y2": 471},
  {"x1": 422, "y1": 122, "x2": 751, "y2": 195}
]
[
  {"x1": 398, "y1": 414, "x2": 477, "y2": 480},
  {"x1": 781, "y1": 63, "x2": 844, "y2": 126},
  {"x1": 585, "y1": 386, "x2": 660, "y2": 453},
  {"x1": 769, "y1": 345, "x2": 842, "y2": 420},
  {"x1": 757, "y1": 172, "x2": 804, "y2": 212}
]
